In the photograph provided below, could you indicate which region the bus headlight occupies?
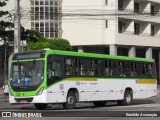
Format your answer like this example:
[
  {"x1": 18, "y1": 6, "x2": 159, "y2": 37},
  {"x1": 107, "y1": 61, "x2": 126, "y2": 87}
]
[{"x1": 36, "y1": 87, "x2": 44, "y2": 96}]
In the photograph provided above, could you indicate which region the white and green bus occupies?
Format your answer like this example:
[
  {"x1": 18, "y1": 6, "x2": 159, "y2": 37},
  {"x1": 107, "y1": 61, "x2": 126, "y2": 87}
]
[{"x1": 9, "y1": 50, "x2": 157, "y2": 109}]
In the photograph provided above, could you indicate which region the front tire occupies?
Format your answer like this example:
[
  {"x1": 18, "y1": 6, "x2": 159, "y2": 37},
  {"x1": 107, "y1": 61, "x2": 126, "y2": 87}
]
[
  {"x1": 34, "y1": 103, "x2": 48, "y2": 110},
  {"x1": 117, "y1": 90, "x2": 133, "y2": 106},
  {"x1": 63, "y1": 91, "x2": 76, "y2": 109}
]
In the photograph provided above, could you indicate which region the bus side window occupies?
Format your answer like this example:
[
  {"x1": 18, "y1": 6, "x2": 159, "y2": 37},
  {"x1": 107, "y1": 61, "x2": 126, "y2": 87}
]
[
  {"x1": 130, "y1": 62, "x2": 136, "y2": 77},
  {"x1": 48, "y1": 62, "x2": 61, "y2": 78},
  {"x1": 65, "y1": 59, "x2": 72, "y2": 76},
  {"x1": 146, "y1": 63, "x2": 154, "y2": 78},
  {"x1": 47, "y1": 64, "x2": 54, "y2": 78},
  {"x1": 135, "y1": 62, "x2": 142, "y2": 78},
  {"x1": 55, "y1": 62, "x2": 61, "y2": 76},
  {"x1": 108, "y1": 61, "x2": 112, "y2": 76},
  {"x1": 104, "y1": 60, "x2": 109, "y2": 76},
  {"x1": 104, "y1": 60, "x2": 111, "y2": 77},
  {"x1": 111, "y1": 61, "x2": 121, "y2": 77},
  {"x1": 142, "y1": 63, "x2": 146, "y2": 77}
]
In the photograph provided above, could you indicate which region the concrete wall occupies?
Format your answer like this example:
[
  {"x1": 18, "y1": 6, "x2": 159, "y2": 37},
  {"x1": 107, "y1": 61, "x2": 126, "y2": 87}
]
[{"x1": 62, "y1": 0, "x2": 107, "y2": 46}]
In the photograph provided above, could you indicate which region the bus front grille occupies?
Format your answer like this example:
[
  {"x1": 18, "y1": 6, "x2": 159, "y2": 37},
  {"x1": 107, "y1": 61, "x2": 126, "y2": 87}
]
[{"x1": 14, "y1": 98, "x2": 33, "y2": 103}]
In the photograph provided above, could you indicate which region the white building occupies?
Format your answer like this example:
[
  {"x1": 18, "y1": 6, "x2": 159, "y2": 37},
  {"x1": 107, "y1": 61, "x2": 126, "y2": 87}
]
[
  {"x1": 0, "y1": 0, "x2": 160, "y2": 83},
  {"x1": 62, "y1": 0, "x2": 160, "y2": 83}
]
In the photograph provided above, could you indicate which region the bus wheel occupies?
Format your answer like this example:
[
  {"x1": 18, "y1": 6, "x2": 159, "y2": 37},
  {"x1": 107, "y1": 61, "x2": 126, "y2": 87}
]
[
  {"x1": 34, "y1": 103, "x2": 48, "y2": 110},
  {"x1": 63, "y1": 91, "x2": 76, "y2": 109},
  {"x1": 93, "y1": 101, "x2": 107, "y2": 107},
  {"x1": 117, "y1": 90, "x2": 132, "y2": 106}
]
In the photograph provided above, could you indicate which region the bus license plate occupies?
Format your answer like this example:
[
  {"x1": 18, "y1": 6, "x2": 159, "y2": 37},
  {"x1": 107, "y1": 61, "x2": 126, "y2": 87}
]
[{"x1": 20, "y1": 100, "x2": 27, "y2": 103}]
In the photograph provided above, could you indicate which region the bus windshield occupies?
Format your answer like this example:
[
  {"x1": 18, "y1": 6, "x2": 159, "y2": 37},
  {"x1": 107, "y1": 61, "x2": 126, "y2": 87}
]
[{"x1": 10, "y1": 60, "x2": 44, "y2": 87}]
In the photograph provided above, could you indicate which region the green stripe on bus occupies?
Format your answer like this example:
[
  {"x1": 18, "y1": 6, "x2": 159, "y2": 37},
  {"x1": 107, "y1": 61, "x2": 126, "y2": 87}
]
[{"x1": 46, "y1": 50, "x2": 153, "y2": 62}]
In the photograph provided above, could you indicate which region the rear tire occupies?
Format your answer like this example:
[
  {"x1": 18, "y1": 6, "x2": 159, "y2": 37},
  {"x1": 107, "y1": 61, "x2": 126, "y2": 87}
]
[
  {"x1": 117, "y1": 90, "x2": 133, "y2": 106},
  {"x1": 63, "y1": 91, "x2": 76, "y2": 109},
  {"x1": 93, "y1": 101, "x2": 107, "y2": 107},
  {"x1": 34, "y1": 103, "x2": 48, "y2": 110}
]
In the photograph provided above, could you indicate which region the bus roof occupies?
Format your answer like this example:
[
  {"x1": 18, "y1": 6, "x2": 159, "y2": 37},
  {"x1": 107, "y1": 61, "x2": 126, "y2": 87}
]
[
  {"x1": 46, "y1": 50, "x2": 154, "y2": 62},
  {"x1": 13, "y1": 50, "x2": 154, "y2": 62}
]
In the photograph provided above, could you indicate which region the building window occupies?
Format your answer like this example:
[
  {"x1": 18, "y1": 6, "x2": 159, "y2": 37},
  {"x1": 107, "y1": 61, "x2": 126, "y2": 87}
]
[
  {"x1": 40, "y1": 0, "x2": 44, "y2": 5},
  {"x1": 105, "y1": 0, "x2": 108, "y2": 5},
  {"x1": 134, "y1": 2, "x2": 139, "y2": 13},
  {"x1": 35, "y1": 23, "x2": 39, "y2": 31},
  {"x1": 45, "y1": 22, "x2": 49, "y2": 31},
  {"x1": 105, "y1": 20, "x2": 108, "y2": 28},
  {"x1": 45, "y1": 0, "x2": 49, "y2": 5},
  {"x1": 40, "y1": 22, "x2": 44, "y2": 32},
  {"x1": 118, "y1": 21, "x2": 123, "y2": 33},
  {"x1": 35, "y1": 0, "x2": 39, "y2": 5},
  {"x1": 31, "y1": 0, "x2": 34, "y2": 6},
  {"x1": 31, "y1": 0, "x2": 61, "y2": 38},
  {"x1": 45, "y1": 32, "x2": 49, "y2": 37},
  {"x1": 31, "y1": 7, "x2": 34, "y2": 20},
  {"x1": 151, "y1": 6, "x2": 155, "y2": 16},
  {"x1": 50, "y1": 32, "x2": 54, "y2": 38},
  {"x1": 118, "y1": 21, "x2": 125, "y2": 33},
  {"x1": 134, "y1": 23, "x2": 140, "y2": 35},
  {"x1": 151, "y1": 25, "x2": 155, "y2": 36},
  {"x1": 50, "y1": 0, "x2": 54, "y2": 5},
  {"x1": 31, "y1": 22, "x2": 34, "y2": 29},
  {"x1": 118, "y1": 0, "x2": 123, "y2": 10}
]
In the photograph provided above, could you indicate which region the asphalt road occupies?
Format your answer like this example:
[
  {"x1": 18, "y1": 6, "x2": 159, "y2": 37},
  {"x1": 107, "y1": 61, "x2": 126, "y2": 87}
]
[{"x1": 0, "y1": 88, "x2": 160, "y2": 119}]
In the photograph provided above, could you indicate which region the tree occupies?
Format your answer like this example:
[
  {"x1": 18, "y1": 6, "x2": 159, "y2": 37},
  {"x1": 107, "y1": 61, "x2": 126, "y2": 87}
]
[
  {"x1": 0, "y1": 0, "x2": 12, "y2": 83},
  {"x1": 26, "y1": 38, "x2": 72, "y2": 51},
  {"x1": 48, "y1": 38, "x2": 72, "y2": 51},
  {"x1": 0, "y1": 0, "x2": 13, "y2": 43},
  {"x1": 21, "y1": 29, "x2": 43, "y2": 42}
]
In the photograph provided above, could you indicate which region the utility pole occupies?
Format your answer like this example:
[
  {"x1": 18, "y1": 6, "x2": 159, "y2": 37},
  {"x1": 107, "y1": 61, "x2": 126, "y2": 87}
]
[{"x1": 14, "y1": 0, "x2": 21, "y2": 53}]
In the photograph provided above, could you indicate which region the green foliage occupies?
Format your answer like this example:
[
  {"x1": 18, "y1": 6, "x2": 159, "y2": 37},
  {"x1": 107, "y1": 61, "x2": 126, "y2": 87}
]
[
  {"x1": 26, "y1": 41, "x2": 49, "y2": 51},
  {"x1": 0, "y1": 0, "x2": 8, "y2": 7},
  {"x1": 21, "y1": 29, "x2": 43, "y2": 42},
  {"x1": 25, "y1": 38, "x2": 72, "y2": 51},
  {"x1": 0, "y1": 0, "x2": 42, "y2": 43},
  {"x1": 48, "y1": 38, "x2": 72, "y2": 51},
  {"x1": 0, "y1": 0, "x2": 13, "y2": 42}
]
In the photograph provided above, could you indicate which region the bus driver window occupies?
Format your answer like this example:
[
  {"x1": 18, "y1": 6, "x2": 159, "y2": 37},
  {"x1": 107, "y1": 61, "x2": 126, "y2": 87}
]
[
  {"x1": 48, "y1": 62, "x2": 61, "y2": 79},
  {"x1": 48, "y1": 62, "x2": 56, "y2": 79}
]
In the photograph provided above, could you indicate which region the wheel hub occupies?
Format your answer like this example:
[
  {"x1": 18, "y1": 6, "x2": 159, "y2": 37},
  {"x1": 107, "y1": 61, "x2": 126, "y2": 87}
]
[
  {"x1": 126, "y1": 94, "x2": 131, "y2": 103},
  {"x1": 67, "y1": 96, "x2": 75, "y2": 104}
]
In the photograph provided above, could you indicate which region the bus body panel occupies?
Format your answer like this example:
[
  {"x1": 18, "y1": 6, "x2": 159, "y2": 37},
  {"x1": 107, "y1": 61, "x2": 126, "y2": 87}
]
[
  {"x1": 9, "y1": 78, "x2": 157, "y2": 104},
  {"x1": 45, "y1": 78, "x2": 157, "y2": 103}
]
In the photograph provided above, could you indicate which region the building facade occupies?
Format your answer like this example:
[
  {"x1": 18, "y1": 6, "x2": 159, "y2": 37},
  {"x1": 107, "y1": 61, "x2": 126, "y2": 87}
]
[
  {"x1": 30, "y1": 0, "x2": 62, "y2": 38},
  {"x1": 62, "y1": 0, "x2": 160, "y2": 83},
  {"x1": 1, "y1": 0, "x2": 160, "y2": 84}
]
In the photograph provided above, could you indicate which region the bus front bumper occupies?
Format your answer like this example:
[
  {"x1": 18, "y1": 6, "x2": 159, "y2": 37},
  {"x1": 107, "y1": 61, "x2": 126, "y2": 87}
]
[{"x1": 9, "y1": 93, "x2": 47, "y2": 104}]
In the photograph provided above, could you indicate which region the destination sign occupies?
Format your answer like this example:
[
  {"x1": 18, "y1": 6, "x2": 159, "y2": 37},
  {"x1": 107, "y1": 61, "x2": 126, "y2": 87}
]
[{"x1": 13, "y1": 51, "x2": 45, "y2": 60}]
